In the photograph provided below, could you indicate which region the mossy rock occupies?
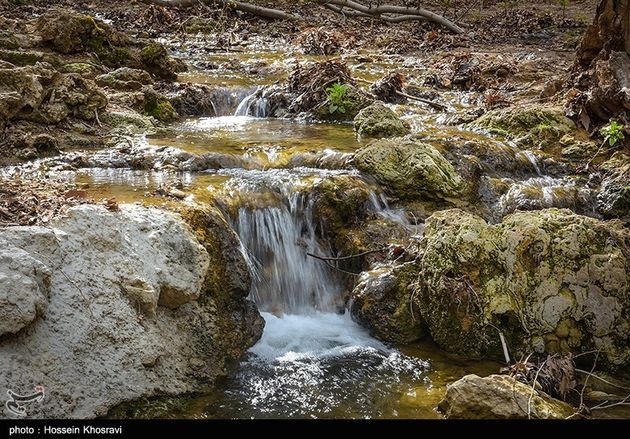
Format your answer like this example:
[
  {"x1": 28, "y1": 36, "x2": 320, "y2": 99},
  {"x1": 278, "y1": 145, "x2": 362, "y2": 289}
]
[
  {"x1": 61, "y1": 62, "x2": 102, "y2": 78},
  {"x1": 174, "y1": 204, "x2": 263, "y2": 359},
  {"x1": 140, "y1": 42, "x2": 181, "y2": 81},
  {"x1": 100, "y1": 111, "x2": 156, "y2": 134},
  {"x1": 439, "y1": 374, "x2": 575, "y2": 419},
  {"x1": 354, "y1": 102, "x2": 410, "y2": 139},
  {"x1": 0, "y1": 49, "x2": 45, "y2": 66},
  {"x1": 414, "y1": 208, "x2": 630, "y2": 370},
  {"x1": 351, "y1": 262, "x2": 427, "y2": 343},
  {"x1": 353, "y1": 138, "x2": 465, "y2": 201},
  {"x1": 97, "y1": 67, "x2": 153, "y2": 91},
  {"x1": 143, "y1": 87, "x2": 178, "y2": 123},
  {"x1": 183, "y1": 17, "x2": 217, "y2": 34},
  {"x1": 37, "y1": 12, "x2": 129, "y2": 55},
  {"x1": 471, "y1": 106, "x2": 576, "y2": 150},
  {"x1": 597, "y1": 154, "x2": 630, "y2": 219}
]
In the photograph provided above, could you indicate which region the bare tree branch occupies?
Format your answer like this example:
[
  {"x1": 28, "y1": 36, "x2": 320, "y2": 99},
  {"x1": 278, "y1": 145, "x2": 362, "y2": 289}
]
[{"x1": 140, "y1": 0, "x2": 302, "y2": 21}]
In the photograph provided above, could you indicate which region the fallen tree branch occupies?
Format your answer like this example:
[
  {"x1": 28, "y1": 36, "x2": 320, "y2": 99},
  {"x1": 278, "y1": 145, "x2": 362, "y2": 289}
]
[
  {"x1": 140, "y1": 0, "x2": 302, "y2": 21},
  {"x1": 306, "y1": 248, "x2": 386, "y2": 261},
  {"x1": 141, "y1": 0, "x2": 463, "y2": 33},
  {"x1": 395, "y1": 90, "x2": 448, "y2": 111},
  {"x1": 320, "y1": 0, "x2": 464, "y2": 34},
  {"x1": 575, "y1": 368, "x2": 630, "y2": 391}
]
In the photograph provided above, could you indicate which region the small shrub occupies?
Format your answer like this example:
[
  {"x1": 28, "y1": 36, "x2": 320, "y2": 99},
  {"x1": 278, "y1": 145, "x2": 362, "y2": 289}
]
[
  {"x1": 600, "y1": 121, "x2": 625, "y2": 147},
  {"x1": 325, "y1": 83, "x2": 353, "y2": 115}
]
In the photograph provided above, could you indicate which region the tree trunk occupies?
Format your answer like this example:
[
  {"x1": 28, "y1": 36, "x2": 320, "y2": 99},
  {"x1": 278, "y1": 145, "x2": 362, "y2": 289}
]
[{"x1": 575, "y1": 0, "x2": 630, "y2": 69}]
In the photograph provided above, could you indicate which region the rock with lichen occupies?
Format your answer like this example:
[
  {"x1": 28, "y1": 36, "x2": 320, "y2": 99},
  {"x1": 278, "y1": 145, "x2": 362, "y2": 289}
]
[
  {"x1": 36, "y1": 11, "x2": 129, "y2": 55},
  {"x1": 438, "y1": 374, "x2": 574, "y2": 419},
  {"x1": 597, "y1": 153, "x2": 630, "y2": 220},
  {"x1": 353, "y1": 102, "x2": 410, "y2": 138},
  {"x1": 471, "y1": 106, "x2": 577, "y2": 150},
  {"x1": 353, "y1": 138, "x2": 465, "y2": 201},
  {"x1": 351, "y1": 262, "x2": 426, "y2": 343},
  {"x1": 416, "y1": 208, "x2": 630, "y2": 370}
]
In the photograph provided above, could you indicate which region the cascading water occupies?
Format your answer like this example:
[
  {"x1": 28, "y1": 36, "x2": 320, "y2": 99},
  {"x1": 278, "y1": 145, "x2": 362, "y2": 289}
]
[
  {"x1": 230, "y1": 175, "x2": 341, "y2": 313},
  {"x1": 234, "y1": 88, "x2": 270, "y2": 117},
  {"x1": 204, "y1": 168, "x2": 430, "y2": 418}
]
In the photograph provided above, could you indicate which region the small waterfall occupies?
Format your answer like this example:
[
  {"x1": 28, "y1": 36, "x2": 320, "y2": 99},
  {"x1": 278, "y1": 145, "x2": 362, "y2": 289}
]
[
  {"x1": 226, "y1": 171, "x2": 342, "y2": 314},
  {"x1": 234, "y1": 89, "x2": 270, "y2": 117},
  {"x1": 367, "y1": 191, "x2": 411, "y2": 225},
  {"x1": 208, "y1": 87, "x2": 256, "y2": 116},
  {"x1": 498, "y1": 176, "x2": 594, "y2": 217},
  {"x1": 519, "y1": 150, "x2": 543, "y2": 176}
]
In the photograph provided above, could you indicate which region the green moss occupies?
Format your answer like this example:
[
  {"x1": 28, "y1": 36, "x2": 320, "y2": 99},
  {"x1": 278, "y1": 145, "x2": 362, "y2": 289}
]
[
  {"x1": 471, "y1": 106, "x2": 576, "y2": 150},
  {"x1": 141, "y1": 43, "x2": 166, "y2": 63},
  {"x1": 0, "y1": 50, "x2": 43, "y2": 66}
]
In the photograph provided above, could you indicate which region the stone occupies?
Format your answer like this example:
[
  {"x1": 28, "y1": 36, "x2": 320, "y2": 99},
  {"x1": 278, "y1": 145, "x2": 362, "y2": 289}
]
[
  {"x1": 0, "y1": 246, "x2": 50, "y2": 336},
  {"x1": 416, "y1": 208, "x2": 630, "y2": 369},
  {"x1": 96, "y1": 67, "x2": 153, "y2": 91},
  {"x1": 0, "y1": 204, "x2": 262, "y2": 418},
  {"x1": 351, "y1": 263, "x2": 426, "y2": 343},
  {"x1": 353, "y1": 138, "x2": 465, "y2": 201},
  {"x1": 353, "y1": 102, "x2": 410, "y2": 138},
  {"x1": 37, "y1": 12, "x2": 128, "y2": 55},
  {"x1": 471, "y1": 106, "x2": 577, "y2": 150},
  {"x1": 438, "y1": 374, "x2": 574, "y2": 419},
  {"x1": 597, "y1": 154, "x2": 630, "y2": 219}
]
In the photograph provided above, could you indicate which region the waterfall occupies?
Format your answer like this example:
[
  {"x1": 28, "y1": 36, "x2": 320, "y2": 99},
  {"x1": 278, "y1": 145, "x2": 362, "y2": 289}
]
[
  {"x1": 227, "y1": 171, "x2": 342, "y2": 314},
  {"x1": 207, "y1": 87, "x2": 256, "y2": 116},
  {"x1": 234, "y1": 89, "x2": 270, "y2": 117}
]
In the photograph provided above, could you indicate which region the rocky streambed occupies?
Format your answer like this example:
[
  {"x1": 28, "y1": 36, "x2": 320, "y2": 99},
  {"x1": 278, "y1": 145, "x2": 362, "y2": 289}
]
[{"x1": 1, "y1": 5, "x2": 629, "y2": 420}]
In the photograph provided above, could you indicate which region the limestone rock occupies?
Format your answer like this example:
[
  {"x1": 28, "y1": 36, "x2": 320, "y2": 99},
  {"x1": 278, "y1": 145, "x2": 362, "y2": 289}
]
[
  {"x1": 471, "y1": 106, "x2": 577, "y2": 149},
  {"x1": 96, "y1": 67, "x2": 153, "y2": 91},
  {"x1": 0, "y1": 246, "x2": 50, "y2": 336},
  {"x1": 0, "y1": 204, "x2": 262, "y2": 418},
  {"x1": 416, "y1": 208, "x2": 630, "y2": 369},
  {"x1": 353, "y1": 102, "x2": 410, "y2": 138},
  {"x1": 351, "y1": 263, "x2": 426, "y2": 343},
  {"x1": 438, "y1": 374, "x2": 574, "y2": 419},
  {"x1": 353, "y1": 138, "x2": 464, "y2": 201},
  {"x1": 37, "y1": 12, "x2": 128, "y2": 55}
]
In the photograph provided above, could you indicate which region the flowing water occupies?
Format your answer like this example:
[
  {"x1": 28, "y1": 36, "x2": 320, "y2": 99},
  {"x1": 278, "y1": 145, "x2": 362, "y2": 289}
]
[{"x1": 34, "y1": 48, "x2": 619, "y2": 419}]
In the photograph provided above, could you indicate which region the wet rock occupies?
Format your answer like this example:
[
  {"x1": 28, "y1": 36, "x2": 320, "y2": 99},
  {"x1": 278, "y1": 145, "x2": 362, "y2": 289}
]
[
  {"x1": 140, "y1": 42, "x2": 182, "y2": 81},
  {"x1": 0, "y1": 246, "x2": 50, "y2": 337},
  {"x1": 351, "y1": 262, "x2": 426, "y2": 343},
  {"x1": 353, "y1": 138, "x2": 465, "y2": 201},
  {"x1": 353, "y1": 102, "x2": 410, "y2": 139},
  {"x1": 497, "y1": 176, "x2": 595, "y2": 218},
  {"x1": 96, "y1": 67, "x2": 153, "y2": 91},
  {"x1": 597, "y1": 153, "x2": 630, "y2": 220},
  {"x1": 0, "y1": 204, "x2": 262, "y2": 418},
  {"x1": 160, "y1": 83, "x2": 217, "y2": 117},
  {"x1": 311, "y1": 176, "x2": 372, "y2": 234},
  {"x1": 37, "y1": 11, "x2": 129, "y2": 55},
  {"x1": 438, "y1": 374, "x2": 574, "y2": 419},
  {"x1": 143, "y1": 86, "x2": 178, "y2": 123},
  {"x1": 471, "y1": 106, "x2": 577, "y2": 149},
  {"x1": 61, "y1": 62, "x2": 103, "y2": 78},
  {"x1": 415, "y1": 208, "x2": 630, "y2": 369}
]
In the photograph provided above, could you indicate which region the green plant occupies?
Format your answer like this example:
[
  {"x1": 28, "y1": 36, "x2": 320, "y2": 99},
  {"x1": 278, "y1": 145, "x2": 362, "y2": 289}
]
[
  {"x1": 325, "y1": 83, "x2": 353, "y2": 115},
  {"x1": 600, "y1": 121, "x2": 625, "y2": 147}
]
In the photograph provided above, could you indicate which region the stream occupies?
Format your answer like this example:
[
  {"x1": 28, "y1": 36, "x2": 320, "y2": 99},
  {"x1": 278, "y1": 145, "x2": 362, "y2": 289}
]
[{"x1": 22, "y1": 48, "x2": 608, "y2": 419}]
